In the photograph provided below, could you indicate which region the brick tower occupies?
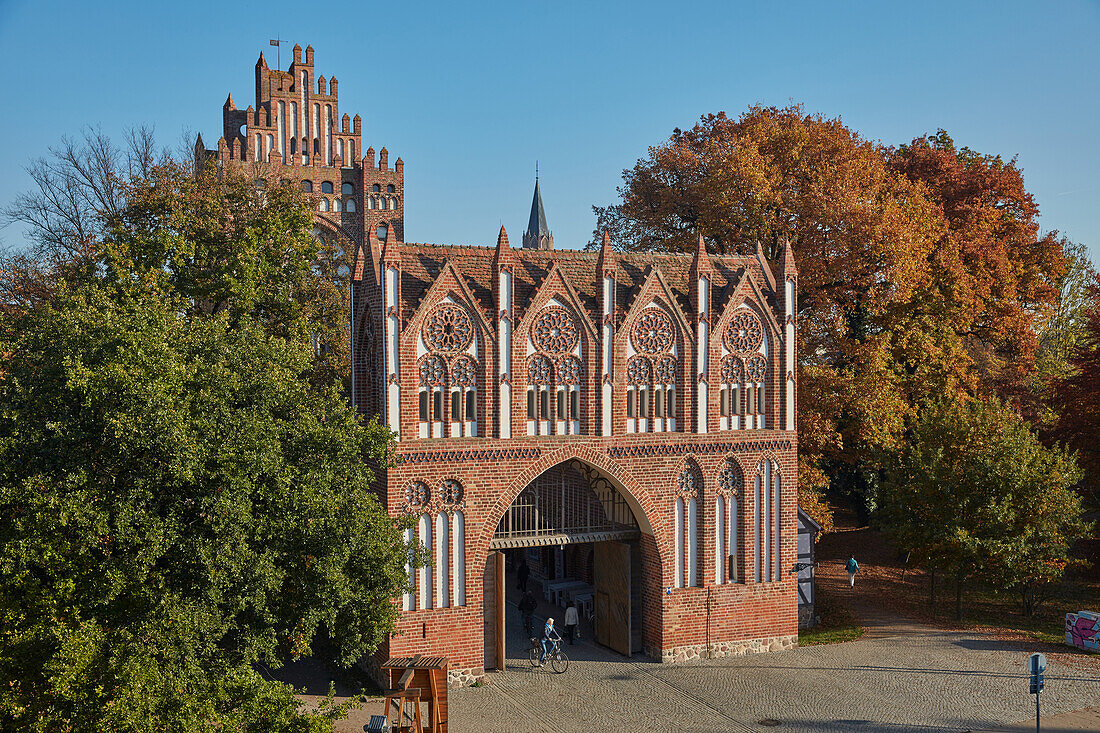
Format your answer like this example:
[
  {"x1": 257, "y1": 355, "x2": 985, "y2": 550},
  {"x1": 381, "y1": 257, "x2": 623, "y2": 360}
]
[{"x1": 196, "y1": 44, "x2": 405, "y2": 249}]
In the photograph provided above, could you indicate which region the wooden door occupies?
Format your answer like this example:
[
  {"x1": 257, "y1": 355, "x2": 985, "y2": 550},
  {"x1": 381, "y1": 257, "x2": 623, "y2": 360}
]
[
  {"x1": 483, "y1": 551, "x2": 505, "y2": 670},
  {"x1": 594, "y1": 541, "x2": 631, "y2": 656}
]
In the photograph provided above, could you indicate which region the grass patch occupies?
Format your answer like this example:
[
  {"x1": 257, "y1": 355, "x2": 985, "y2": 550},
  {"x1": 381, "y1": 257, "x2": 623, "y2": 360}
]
[{"x1": 799, "y1": 589, "x2": 865, "y2": 646}]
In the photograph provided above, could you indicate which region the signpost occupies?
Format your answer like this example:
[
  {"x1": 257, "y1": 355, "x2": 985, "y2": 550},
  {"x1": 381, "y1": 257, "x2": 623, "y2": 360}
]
[{"x1": 1028, "y1": 652, "x2": 1046, "y2": 732}]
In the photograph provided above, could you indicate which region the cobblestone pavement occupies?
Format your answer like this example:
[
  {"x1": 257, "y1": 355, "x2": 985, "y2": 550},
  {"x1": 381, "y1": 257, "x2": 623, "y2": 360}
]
[{"x1": 449, "y1": 616, "x2": 1100, "y2": 733}]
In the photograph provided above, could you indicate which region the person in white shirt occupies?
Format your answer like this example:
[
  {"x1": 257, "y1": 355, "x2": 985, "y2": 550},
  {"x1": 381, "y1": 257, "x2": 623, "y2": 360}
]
[{"x1": 564, "y1": 601, "x2": 579, "y2": 645}]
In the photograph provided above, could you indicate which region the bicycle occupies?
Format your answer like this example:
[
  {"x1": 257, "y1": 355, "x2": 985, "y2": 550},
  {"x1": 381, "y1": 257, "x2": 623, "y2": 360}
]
[{"x1": 528, "y1": 637, "x2": 569, "y2": 673}]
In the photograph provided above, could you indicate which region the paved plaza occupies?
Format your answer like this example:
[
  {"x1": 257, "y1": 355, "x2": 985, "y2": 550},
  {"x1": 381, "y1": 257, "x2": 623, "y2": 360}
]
[{"x1": 446, "y1": 605, "x2": 1100, "y2": 733}]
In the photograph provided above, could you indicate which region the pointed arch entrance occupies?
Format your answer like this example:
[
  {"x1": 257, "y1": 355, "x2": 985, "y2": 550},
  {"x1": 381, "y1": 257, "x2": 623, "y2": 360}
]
[{"x1": 483, "y1": 459, "x2": 653, "y2": 669}]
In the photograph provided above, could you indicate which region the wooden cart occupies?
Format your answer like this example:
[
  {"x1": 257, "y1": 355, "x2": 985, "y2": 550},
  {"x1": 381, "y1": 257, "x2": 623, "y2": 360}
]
[{"x1": 381, "y1": 655, "x2": 448, "y2": 733}]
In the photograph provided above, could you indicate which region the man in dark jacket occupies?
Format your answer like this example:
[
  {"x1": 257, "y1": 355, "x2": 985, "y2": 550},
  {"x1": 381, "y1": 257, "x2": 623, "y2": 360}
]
[{"x1": 518, "y1": 589, "x2": 538, "y2": 636}]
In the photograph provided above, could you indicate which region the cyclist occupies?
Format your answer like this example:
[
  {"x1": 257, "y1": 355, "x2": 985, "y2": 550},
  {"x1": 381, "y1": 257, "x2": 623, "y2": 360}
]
[{"x1": 537, "y1": 617, "x2": 563, "y2": 667}]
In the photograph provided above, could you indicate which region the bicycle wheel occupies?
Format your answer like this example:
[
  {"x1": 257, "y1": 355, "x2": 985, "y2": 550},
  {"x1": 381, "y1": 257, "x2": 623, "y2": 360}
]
[
  {"x1": 529, "y1": 643, "x2": 540, "y2": 667},
  {"x1": 550, "y1": 649, "x2": 569, "y2": 674}
]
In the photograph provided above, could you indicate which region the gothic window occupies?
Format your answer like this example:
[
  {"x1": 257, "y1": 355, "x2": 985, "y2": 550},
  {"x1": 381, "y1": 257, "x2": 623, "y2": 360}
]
[
  {"x1": 405, "y1": 481, "x2": 430, "y2": 507},
  {"x1": 526, "y1": 308, "x2": 584, "y2": 436},
  {"x1": 376, "y1": 223, "x2": 388, "y2": 242},
  {"x1": 321, "y1": 181, "x2": 334, "y2": 194},
  {"x1": 418, "y1": 513, "x2": 432, "y2": 609},
  {"x1": 627, "y1": 307, "x2": 679, "y2": 433},
  {"x1": 450, "y1": 355, "x2": 478, "y2": 424},
  {"x1": 753, "y1": 460, "x2": 782, "y2": 583},
  {"x1": 301, "y1": 180, "x2": 313, "y2": 193},
  {"x1": 418, "y1": 354, "x2": 447, "y2": 438},
  {"x1": 319, "y1": 198, "x2": 329, "y2": 212},
  {"x1": 342, "y1": 182, "x2": 354, "y2": 195},
  {"x1": 334, "y1": 199, "x2": 342, "y2": 213},
  {"x1": 631, "y1": 308, "x2": 674, "y2": 354},
  {"x1": 423, "y1": 304, "x2": 474, "y2": 353},
  {"x1": 716, "y1": 459, "x2": 744, "y2": 583},
  {"x1": 372, "y1": 184, "x2": 381, "y2": 193},
  {"x1": 675, "y1": 463, "x2": 702, "y2": 588},
  {"x1": 420, "y1": 304, "x2": 478, "y2": 438},
  {"x1": 368, "y1": 196, "x2": 375, "y2": 210},
  {"x1": 533, "y1": 307, "x2": 578, "y2": 353},
  {"x1": 345, "y1": 198, "x2": 356, "y2": 212},
  {"x1": 348, "y1": 140, "x2": 355, "y2": 164},
  {"x1": 440, "y1": 478, "x2": 464, "y2": 505},
  {"x1": 723, "y1": 309, "x2": 768, "y2": 429},
  {"x1": 387, "y1": 184, "x2": 395, "y2": 193}
]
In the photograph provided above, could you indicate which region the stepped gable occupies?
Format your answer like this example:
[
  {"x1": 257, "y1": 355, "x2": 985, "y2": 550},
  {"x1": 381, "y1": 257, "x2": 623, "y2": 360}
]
[{"x1": 397, "y1": 243, "x2": 769, "y2": 323}]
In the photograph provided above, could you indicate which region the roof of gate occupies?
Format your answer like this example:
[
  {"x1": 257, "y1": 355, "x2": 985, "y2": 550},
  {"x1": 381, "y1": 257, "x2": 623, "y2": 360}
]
[{"x1": 397, "y1": 244, "x2": 773, "y2": 324}]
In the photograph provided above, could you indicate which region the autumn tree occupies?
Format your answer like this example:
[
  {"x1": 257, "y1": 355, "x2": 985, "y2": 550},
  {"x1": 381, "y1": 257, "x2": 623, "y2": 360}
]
[
  {"x1": 592, "y1": 105, "x2": 944, "y2": 513},
  {"x1": 878, "y1": 397, "x2": 1086, "y2": 619},
  {"x1": 594, "y1": 108, "x2": 1074, "y2": 519},
  {"x1": 888, "y1": 131, "x2": 1070, "y2": 412}
]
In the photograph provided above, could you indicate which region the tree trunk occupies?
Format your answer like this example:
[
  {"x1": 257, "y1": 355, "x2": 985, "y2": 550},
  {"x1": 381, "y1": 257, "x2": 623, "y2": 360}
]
[{"x1": 955, "y1": 572, "x2": 963, "y2": 621}]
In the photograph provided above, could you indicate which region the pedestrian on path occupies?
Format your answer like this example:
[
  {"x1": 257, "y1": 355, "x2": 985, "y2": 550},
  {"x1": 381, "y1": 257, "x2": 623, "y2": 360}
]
[
  {"x1": 564, "y1": 601, "x2": 579, "y2": 645},
  {"x1": 846, "y1": 555, "x2": 859, "y2": 587},
  {"x1": 517, "y1": 559, "x2": 530, "y2": 592}
]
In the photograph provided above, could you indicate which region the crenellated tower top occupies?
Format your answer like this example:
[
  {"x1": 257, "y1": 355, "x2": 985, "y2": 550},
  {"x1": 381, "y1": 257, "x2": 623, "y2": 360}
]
[{"x1": 195, "y1": 44, "x2": 406, "y2": 242}]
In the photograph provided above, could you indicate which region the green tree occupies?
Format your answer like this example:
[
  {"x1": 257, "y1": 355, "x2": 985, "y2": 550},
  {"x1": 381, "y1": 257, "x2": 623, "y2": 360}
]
[
  {"x1": 878, "y1": 397, "x2": 1086, "y2": 619},
  {"x1": 0, "y1": 286, "x2": 406, "y2": 732},
  {"x1": 1051, "y1": 272, "x2": 1100, "y2": 508}
]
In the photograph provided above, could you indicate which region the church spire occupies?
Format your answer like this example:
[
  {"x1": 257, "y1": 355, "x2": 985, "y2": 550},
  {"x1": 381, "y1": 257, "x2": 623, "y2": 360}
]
[{"x1": 522, "y1": 168, "x2": 553, "y2": 250}]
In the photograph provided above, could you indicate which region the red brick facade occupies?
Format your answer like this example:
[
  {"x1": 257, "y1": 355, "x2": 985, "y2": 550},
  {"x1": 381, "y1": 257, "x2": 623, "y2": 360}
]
[{"x1": 201, "y1": 46, "x2": 801, "y2": 686}]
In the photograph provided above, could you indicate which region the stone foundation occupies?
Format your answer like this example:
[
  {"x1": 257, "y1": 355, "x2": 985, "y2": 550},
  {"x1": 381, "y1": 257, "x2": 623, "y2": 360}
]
[
  {"x1": 661, "y1": 634, "x2": 797, "y2": 663},
  {"x1": 448, "y1": 666, "x2": 484, "y2": 687}
]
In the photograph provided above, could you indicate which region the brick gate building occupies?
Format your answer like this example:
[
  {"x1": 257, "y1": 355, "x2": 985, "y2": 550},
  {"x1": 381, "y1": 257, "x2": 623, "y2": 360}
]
[{"x1": 200, "y1": 46, "x2": 801, "y2": 687}]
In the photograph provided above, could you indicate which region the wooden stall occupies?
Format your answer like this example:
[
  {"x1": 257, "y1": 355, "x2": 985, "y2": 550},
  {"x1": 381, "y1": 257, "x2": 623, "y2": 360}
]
[{"x1": 381, "y1": 655, "x2": 448, "y2": 733}]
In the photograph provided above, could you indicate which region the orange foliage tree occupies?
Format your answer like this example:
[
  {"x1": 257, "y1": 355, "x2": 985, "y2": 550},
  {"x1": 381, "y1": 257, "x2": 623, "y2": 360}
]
[{"x1": 593, "y1": 107, "x2": 1071, "y2": 522}]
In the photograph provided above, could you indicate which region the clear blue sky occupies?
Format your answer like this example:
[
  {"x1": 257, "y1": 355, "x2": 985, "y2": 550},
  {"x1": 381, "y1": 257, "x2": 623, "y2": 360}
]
[{"x1": 1, "y1": 0, "x2": 1097, "y2": 264}]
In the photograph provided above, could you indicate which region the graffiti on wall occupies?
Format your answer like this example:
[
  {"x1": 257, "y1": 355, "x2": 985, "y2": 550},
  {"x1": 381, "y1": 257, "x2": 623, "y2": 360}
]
[{"x1": 1066, "y1": 610, "x2": 1099, "y2": 652}]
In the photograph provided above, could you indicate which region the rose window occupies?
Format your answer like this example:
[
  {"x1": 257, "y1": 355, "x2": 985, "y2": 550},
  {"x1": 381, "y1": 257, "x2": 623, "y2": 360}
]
[
  {"x1": 419, "y1": 355, "x2": 446, "y2": 386},
  {"x1": 678, "y1": 466, "x2": 701, "y2": 497},
  {"x1": 627, "y1": 357, "x2": 652, "y2": 385},
  {"x1": 721, "y1": 356, "x2": 744, "y2": 384},
  {"x1": 405, "y1": 481, "x2": 430, "y2": 507},
  {"x1": 725, "y1": 310, "x2": 763, "y2": 354},
  {"x1": 655, "y1": 355, "x2": 677, "y2": 383},
  {"x1": 423, "y1": 304, "x2": 473, "y2": 353},
  {"x1": 451, "y1": 355, "x2": 477, "y2": 387},
  {"x1": 440, "y1": 479, "x2": 464, "y2": 505},
  {"x1": 532, "y1": 307, "x2": 578, "y2": 354},
  {"x1": 631, "y1": 308, "x2": 674, "y2": 354},
  {"x1": 746, "y1": 354, "x2": 767, "y2": 382},
  {"x1": 528, "y1": 355, "x2": 553, "y2": 385},
  {"x1": 557, "y1": 355, "x2": 583, "y2": 385},
  {"x1": 718, "y1": 462, "x2": 744, "y2": 495}
]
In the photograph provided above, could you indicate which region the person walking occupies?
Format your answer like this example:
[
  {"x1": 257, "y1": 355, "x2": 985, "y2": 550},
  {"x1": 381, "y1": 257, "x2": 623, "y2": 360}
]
[
  {"x1": 846, "y1": 555, "x2": 859, "y2": 588},
  {"x1": 538, "y1": 617, "x2": 563, "y2": 666},
  {"x1": 564, "y1": 601, "x2": 579, "y2": 645},
  {"x1": 518, "y1": 589, "x2": 537, "y2": 636},
  {"x1": 517, "y1": 559, "x2": 530, "y2": 592}
]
